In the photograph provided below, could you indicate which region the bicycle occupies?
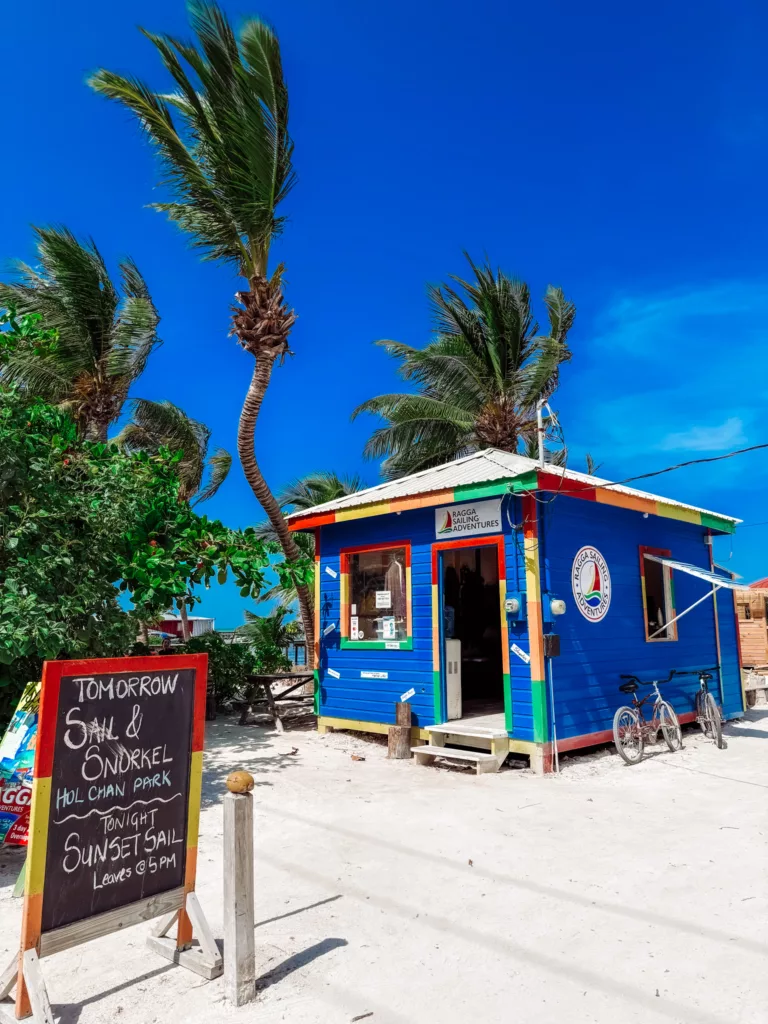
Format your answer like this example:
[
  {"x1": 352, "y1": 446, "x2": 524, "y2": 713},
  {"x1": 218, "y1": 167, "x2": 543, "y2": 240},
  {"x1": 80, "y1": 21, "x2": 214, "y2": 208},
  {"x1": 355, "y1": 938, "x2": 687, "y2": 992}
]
[
  {"x1": 690, "y1": 669, "x2": 725, "y2": 749},
  {"x1": 612, "y1": 671, "x2": 683, "y2": 765}
]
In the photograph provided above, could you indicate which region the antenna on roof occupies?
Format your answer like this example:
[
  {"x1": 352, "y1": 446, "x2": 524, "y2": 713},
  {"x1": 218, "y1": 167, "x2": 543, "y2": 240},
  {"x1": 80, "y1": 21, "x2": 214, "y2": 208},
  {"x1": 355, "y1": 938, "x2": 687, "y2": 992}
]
[{"x1": 536, "y1": 398, "x2": 547, "y2": 468}]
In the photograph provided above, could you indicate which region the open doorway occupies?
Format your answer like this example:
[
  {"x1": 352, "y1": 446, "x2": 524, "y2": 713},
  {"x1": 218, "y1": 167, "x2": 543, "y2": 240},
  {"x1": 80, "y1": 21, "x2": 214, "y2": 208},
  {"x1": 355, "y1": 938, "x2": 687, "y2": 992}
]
[{"x1": 441, "y1": 544, "x2": 504, "y2": 721}]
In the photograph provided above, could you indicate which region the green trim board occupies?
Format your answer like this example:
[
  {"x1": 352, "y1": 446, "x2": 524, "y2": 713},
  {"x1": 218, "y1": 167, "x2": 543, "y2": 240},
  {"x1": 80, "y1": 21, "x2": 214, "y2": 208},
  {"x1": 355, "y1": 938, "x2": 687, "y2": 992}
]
[{"x1": 340, "y1": 638, "x2": 414, "y2": 651}]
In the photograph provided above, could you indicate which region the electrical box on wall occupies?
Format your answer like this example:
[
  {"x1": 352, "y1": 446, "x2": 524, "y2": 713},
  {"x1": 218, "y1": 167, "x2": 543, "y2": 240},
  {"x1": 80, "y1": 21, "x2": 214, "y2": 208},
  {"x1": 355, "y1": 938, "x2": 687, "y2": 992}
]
[
  {"x1": 505, "y1": 591, "x2": 525, "y2": 619},
  {"x1": 543, "y1": 633, "x2": 561, "y2": 658}
]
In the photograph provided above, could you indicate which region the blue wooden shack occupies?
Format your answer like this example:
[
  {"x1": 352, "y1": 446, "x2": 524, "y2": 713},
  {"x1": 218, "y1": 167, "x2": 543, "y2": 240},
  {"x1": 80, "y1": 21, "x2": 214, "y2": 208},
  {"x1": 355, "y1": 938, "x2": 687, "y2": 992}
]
[{"x1": 288, "y1": 449, "x2": 743, "y2": 773}]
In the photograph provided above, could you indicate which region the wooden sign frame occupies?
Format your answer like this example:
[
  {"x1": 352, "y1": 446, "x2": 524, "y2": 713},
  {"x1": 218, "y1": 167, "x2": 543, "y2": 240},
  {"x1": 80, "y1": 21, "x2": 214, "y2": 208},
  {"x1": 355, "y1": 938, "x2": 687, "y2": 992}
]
[{"x1": 0, "y1": 654, "x2": 221, "y2": 1023}]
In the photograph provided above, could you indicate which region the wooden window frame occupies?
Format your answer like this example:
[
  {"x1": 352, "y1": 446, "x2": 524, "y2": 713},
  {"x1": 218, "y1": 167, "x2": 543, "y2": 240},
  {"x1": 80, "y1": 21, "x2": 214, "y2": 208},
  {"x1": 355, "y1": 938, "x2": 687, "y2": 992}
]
[
  {"x1": 639, "y1": 546, "x2": 678, "y2": 642},
  {"x1": 339, "y1": 541, "x2": 413, "y2": 651}
]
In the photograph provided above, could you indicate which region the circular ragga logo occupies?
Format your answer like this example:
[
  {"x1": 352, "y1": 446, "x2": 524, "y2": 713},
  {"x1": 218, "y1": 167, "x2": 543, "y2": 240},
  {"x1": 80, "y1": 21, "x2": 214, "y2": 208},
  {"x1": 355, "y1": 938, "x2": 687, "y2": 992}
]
[{"x1": 571, "y1": 546, "x2": 611, "y2": 621}]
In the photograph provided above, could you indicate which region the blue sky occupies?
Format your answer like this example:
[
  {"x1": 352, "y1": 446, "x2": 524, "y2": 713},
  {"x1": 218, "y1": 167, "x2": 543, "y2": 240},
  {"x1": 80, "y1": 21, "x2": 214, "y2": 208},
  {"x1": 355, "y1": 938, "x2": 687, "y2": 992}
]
[{"x1": 4, "y1": 0, "x2": 768, "y2": 625}]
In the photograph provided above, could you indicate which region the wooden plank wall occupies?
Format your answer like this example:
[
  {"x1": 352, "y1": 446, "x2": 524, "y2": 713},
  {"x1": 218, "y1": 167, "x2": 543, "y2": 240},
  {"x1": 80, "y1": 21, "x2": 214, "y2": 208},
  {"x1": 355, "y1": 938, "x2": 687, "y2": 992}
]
[{"x1": 734, "y1": 588, "x2": 768, "y2": 667}]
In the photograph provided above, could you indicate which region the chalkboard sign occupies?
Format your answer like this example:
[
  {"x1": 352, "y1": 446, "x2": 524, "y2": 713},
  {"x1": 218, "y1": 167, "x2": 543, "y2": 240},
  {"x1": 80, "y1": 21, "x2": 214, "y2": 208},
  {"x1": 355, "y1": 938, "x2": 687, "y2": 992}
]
[{"x1": 21, "y1": 655, "x2": 207, "y2": 944}]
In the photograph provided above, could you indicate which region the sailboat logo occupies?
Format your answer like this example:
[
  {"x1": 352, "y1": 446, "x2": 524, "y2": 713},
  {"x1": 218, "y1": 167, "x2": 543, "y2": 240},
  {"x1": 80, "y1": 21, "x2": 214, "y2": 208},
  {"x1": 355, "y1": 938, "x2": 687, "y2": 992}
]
[
  {"x1": 437, "y1": 510, "x2": 453, "y2": 534},
  {"x1": 583, "y1": 560, "x2": 603, "y2": 607},
  {"x1": 572, "y1": 546, "x2": 611, "y2": 621}
]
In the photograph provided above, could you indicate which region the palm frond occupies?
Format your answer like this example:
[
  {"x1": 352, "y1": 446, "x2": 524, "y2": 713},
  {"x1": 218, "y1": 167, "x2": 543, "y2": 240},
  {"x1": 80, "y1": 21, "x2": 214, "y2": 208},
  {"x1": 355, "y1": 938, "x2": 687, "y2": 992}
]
[
  {"x1": 90, "y1": 1, "x2": 295, "y2": 277},
  {"x1": 356, "y1": 256, "x2": 577, "y2": 475},
  {"x1": 194, "y1": 447, "x2": 232, "y2": 504},
  {"x1": 121, "y1": 398, "x2": 219, "y2": 502},
  {"x1": 0, "y1": 227, "x2": 161, "y2": 434}
]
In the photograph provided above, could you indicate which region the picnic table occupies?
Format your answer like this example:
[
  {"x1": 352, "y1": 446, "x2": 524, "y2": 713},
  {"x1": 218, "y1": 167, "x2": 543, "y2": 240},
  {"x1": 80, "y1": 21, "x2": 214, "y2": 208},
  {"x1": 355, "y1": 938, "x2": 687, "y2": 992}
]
[{"x1": 239, "y1": 672, "x2": 314, "y2": 731}]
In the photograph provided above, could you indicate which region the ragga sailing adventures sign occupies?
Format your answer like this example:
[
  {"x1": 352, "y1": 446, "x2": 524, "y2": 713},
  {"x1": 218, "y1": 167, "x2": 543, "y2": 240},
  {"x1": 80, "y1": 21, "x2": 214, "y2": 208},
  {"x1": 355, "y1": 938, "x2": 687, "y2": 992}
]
[{"x1": 434, "y1": 499, "x2": 502, "y2": 539}]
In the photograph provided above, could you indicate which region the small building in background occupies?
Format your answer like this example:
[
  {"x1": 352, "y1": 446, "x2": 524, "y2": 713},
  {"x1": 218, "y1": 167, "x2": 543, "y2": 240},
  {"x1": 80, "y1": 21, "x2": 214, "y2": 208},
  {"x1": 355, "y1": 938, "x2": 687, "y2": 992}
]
[
  {"x1": 157, "y1": 613, "x2": 215, "y2": 638},
  {"x1": 735, "y1": 580, "x2": 768, "y2": 667}
]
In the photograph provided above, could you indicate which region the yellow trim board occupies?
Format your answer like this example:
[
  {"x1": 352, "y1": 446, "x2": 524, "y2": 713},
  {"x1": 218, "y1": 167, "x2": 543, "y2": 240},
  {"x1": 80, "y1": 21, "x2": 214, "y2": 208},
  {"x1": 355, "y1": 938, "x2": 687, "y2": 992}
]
[
  {"x1": 185, "y1": 750, "x2": 203, "y2": 849},
  {"x1": 26, "y1": 776, "x2": 52, "y2": 897},
  {"x1": 317, "y1": 716, "x2": 430, "y2": 741},
  {"x1": 317, "y1": 716, "x2": 539, "y2": 755}
]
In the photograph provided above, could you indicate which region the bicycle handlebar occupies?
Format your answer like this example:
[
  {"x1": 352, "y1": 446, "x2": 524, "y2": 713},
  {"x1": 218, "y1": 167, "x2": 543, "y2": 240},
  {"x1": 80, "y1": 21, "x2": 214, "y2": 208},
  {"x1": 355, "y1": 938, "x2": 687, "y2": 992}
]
[{"x1": 619, "y1": 670, "x2": 676, "y2": 686}]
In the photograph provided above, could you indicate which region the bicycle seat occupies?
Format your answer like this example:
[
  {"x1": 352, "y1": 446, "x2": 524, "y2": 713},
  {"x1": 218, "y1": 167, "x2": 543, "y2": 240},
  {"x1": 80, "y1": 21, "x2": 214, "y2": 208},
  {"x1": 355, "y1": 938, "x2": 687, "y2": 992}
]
[{"x1": 619, "y1": 681, "x2": 639, "y2": 694}]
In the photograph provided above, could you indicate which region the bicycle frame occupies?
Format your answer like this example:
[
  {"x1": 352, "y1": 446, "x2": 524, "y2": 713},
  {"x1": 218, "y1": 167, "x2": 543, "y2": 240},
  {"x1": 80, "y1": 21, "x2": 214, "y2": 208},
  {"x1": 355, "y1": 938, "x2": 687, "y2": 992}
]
[{"x1": 628, "y1": 682, "x2": 666, "y2": 735}]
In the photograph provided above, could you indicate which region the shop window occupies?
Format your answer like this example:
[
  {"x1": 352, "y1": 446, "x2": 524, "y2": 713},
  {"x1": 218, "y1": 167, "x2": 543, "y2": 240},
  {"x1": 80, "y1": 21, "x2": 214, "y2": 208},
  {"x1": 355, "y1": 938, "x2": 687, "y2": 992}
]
[
  {"x1": 344, "y1": 545, "x2": 410, "y2": 644},
  {"x1": 639, "y1": 547, "x2": 677, "y2": 642},
  {"x1": 745, "y1": 604, "x2": 752, "y2": 620}
]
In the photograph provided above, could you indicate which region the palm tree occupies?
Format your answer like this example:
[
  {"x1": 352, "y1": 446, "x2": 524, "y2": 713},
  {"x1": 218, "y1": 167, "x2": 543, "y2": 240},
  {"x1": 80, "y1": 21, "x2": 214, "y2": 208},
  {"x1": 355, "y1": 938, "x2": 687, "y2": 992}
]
[
  {"x1": 236, "y1": 607, "x2": 299, "y2": 673},
  {"x1": 353, "y1": 255, "x2": 576, "y2": 478},
  {"x1": 116, "y1": 398, "x2": 232, "y2": 639},
  {"x1": 0, "y1": 226, "x2": 160, "y2": 441},
  {"x1": 117, "y1": 398, "x2": 232, "y2": 504},
  {"x1": 89, "y1": 1, "x2": 314, "y2": 649},
  {"x1": 255, "y1": 471, "x2": 362, "y2": 610},
  {"x1": 585, "y1": 453, "x2": 602, "y2": 476}
]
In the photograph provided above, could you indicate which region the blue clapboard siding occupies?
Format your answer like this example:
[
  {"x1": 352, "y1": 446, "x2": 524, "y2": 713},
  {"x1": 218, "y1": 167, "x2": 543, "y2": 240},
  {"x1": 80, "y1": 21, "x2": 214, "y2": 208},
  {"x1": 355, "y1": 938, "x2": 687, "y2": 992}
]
[
  {"x1": 318, "y1": 506, "x2": 437, "y2": 728},
  {"x1": 504, "y1": 514, "x2": 535, "y2": 741},
  {"x1": 540, "y1": 495, "x2": 742, "y2": 741},
  {"x1": 316, "y1": 496, "x2": 530, "y2": 731}
]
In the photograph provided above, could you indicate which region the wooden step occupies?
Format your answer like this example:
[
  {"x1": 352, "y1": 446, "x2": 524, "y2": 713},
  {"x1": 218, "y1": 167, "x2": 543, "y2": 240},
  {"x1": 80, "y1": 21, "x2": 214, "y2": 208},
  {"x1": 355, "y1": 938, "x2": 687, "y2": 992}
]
[
  {"x1": 411, "y1": 745, "x2": 504, "y2": 775},
  {"x1": 428, "y1": 723, "x2": 508, "y2": 740}
]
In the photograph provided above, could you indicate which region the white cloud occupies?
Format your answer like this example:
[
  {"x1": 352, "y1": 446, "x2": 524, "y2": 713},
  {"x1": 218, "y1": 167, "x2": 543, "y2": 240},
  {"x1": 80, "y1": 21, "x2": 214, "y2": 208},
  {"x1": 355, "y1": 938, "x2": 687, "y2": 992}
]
[{"x1": 658, "y1": 417, "x2": 746, "y2": 452}]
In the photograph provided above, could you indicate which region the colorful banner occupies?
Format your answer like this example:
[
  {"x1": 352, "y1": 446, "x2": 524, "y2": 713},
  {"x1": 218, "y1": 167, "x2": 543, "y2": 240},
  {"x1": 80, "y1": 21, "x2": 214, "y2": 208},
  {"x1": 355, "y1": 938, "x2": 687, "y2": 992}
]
[{"x1": 0, "y1": 681, "x2": 40, "y2": 846}]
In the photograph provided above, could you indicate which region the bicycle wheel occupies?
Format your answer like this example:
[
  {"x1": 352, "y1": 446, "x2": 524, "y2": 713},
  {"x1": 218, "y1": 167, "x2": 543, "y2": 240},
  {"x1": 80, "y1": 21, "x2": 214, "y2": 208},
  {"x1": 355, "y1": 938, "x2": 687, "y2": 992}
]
[
  {"x1": 613, "y1": 706, "x2": 644, "y2": 764},
  {"x1": 704, "y1": 692, "x2": 724, "y2": 749},
  {"x1": 659, "y1": 701, "x2": 682, "y2": 752}
]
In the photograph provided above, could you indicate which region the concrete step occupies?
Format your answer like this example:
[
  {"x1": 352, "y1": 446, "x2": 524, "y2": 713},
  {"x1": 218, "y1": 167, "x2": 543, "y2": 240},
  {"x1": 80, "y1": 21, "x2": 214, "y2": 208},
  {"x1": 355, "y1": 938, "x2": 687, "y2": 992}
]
[{"x1": 411, "y1": 745, "x2": 504, "y2": 775}]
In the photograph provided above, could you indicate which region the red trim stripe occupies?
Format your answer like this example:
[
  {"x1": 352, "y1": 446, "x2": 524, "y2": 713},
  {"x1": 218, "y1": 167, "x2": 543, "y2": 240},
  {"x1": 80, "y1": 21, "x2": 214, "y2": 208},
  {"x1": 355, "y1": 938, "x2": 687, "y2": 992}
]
[
  {"x1": 537, "y1": 471, "x2": 596, "y2": 500},
  {"x1": 555, "y1": 710, "x2": 697, "y2": 753}
]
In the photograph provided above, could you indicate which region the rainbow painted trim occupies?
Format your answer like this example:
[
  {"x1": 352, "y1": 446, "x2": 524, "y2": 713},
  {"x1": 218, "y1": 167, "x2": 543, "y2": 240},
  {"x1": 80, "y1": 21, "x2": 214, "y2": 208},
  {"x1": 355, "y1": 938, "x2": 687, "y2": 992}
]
[
  {"x1": 15, "y1": 654, "x2": 207, "y2": 1018},
  {"x1": 339, "y1": 541, "x2": 413, "y2": 651},
  {"x1": 522, "y1": 495, "x2": 549, "y2": 754},
  {"x1": 288, "y1": 470, "x2": 736, "y2": 534},
  {"x1": 430, "y1": 536, "x2": 511, "y2": 730}
]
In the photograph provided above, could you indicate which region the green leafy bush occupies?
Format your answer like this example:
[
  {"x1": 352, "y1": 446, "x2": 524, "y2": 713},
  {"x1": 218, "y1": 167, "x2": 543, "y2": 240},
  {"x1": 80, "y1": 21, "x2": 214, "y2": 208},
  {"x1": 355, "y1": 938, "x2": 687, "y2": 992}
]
[
  {"x1": 0, "y1": 387, "x2": 268, "y2": 728},
  {"x1": 184, "y1": 632, "x2": 254, "y2": 705}
]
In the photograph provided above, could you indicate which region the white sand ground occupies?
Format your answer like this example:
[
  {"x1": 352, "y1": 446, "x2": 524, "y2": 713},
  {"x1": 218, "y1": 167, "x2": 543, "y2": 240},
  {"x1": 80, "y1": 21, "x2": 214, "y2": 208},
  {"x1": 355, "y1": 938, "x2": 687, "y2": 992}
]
[{"x1": 1, "y1": 709, "x2": 767, "y2": 1024}]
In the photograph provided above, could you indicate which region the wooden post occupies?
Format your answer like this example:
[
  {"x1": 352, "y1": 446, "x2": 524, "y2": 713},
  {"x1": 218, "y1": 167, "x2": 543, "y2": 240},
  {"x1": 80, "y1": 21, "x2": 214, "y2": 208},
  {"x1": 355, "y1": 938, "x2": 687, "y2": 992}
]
[
  {"x1": 223, "y1": 772, "x2": 256, "y2": 1006},
  {"x1": 388, "y1": 701, "x2": 412, "y2": 759}
]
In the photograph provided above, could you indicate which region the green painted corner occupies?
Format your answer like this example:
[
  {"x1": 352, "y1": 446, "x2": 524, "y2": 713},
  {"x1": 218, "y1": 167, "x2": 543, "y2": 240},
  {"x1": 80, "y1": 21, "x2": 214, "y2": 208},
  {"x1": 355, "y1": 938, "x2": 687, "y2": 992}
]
[
  {"x1": 313, "y1": 669, "x2": 320, "y2": 716},
  {"x1": 511, "y1": 471, "x2": 538, "y2": 493},
  {"x1": 531, "y1": 679, "x2": 549, "y2": 742},
  {"x1": 432, "y1": 669, "x2": 443, "y2": 723},
  {"x1": 453, "y1": 480, "x2": 510, "y2": 501},
  {"x1": 503, "y1": 672, "x2": 513, "y2": 733},
  {"x1": 339, "y1": 638, "x2": 414, "y2": 651},
  {"x1": 700, "y1": 512, "x2": 736, "y2": 534}
]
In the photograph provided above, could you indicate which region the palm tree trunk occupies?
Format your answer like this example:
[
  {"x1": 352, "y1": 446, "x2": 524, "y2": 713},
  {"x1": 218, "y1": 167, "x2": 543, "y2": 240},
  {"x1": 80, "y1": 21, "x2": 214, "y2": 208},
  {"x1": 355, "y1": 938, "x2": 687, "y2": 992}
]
[{"x1": 238, "y1": 357, "x2": 315, "y2": 655}]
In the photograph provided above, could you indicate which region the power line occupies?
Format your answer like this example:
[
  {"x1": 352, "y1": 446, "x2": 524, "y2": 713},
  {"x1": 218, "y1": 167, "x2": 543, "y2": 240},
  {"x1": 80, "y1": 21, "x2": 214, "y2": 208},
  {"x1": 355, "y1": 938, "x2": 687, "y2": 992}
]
[
  {"x1": 530, "y1": 441, "x2": 768, "y2": 503},
  {"x1": 599, "y1": 443, "x2": 768, "y2": 490}
]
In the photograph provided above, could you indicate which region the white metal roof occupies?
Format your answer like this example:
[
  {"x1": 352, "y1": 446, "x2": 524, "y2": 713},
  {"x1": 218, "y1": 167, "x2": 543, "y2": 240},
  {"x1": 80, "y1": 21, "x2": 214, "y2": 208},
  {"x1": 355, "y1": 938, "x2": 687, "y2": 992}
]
[{"x1": 286, "y1": 448, "x2": 739, "y2": 524}]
